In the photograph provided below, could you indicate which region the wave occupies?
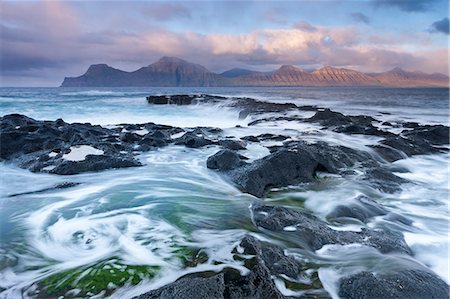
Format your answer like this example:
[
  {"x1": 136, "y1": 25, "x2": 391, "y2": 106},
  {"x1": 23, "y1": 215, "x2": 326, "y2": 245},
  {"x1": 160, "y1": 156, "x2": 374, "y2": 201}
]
[{"x1": 59, "y1": 90, "x2": 143, "y2": 97}]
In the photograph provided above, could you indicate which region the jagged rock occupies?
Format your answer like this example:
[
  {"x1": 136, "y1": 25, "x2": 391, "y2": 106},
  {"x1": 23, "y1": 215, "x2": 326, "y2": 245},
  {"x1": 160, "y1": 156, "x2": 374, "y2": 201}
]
[
  {"x1": 174, "y1": 132, "x2": 214, "y2": 148},
  {"x1": 229, "y1": 149, "x2": 319, "y2": 197},
  {"x1": 135, "y1": 249, "x2": 285, "y2": 299},
  {"x1": 363, "y1": 167, "x2": 409, "y2": 193},
  {"x1": 218, "y1": 139, "x2": 247, "y2": 150},
  {"x1": 206, "y1": 150, "x2": 245, "y2": 171},
  {"x1": 403, "y1": 124, "x2": 449, "y2": 146},
  {"x1": 47, "y1": 155, "x2": 142, "y2": 175},
  {"x1": 339, "y1": 270, "x2": 450, "y2": 299},
  {"x1": 307, "y1": 109, "x2": 353, "y2": 127},
  {"x1": 252, "y1": 204, "x2": 412, "y2": 255},
  {"x1": 239, "y1": 236, "x2": 304, "y2": 279}
]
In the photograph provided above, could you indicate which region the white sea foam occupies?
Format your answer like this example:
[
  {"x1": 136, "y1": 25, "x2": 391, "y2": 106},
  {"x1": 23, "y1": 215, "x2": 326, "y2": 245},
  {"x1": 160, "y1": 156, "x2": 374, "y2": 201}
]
[{"x1": 62, "y1": 145, "x2": 104, "y2": 161}]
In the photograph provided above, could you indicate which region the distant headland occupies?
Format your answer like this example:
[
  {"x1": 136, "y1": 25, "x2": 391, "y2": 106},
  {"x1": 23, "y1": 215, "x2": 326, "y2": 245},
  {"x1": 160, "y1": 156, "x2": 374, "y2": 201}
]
[{"x1": 61, "y1": 56, "x2": 449, "y2": 88}]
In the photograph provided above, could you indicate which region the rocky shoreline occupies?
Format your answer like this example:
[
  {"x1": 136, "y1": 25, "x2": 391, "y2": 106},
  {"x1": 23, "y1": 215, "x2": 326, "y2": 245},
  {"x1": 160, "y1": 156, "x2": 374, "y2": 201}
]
[{"x1": 1, "y1": 94, "x2": 449, "y2": 298}]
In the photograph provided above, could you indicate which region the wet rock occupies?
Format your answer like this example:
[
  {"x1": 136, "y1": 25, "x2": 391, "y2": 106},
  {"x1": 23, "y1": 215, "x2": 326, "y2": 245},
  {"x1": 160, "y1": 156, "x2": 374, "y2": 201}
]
[
  {"x1": 218, "y1": 139, "x2": 247, "y2": 150},
  {"x1": 174, "y1": 132, "x2": 214, "y2": 148},
  {"x1": 229, "y1": 149, "x2": 319, "y2": 197},
  {"x1": 139, "y1": 131, "x2": 171, "y2": 148},
  {"x1": 241, "y1": 135, "x2": 260, "y2": 142},
  {"x1": 327, "y1": 196, "x2": 388, "y2": 223},
  {"x1": 247, "y1": 116, "x2": 302, "y2": 126},
  {"x1": 363, "y1": 167, "x2": 409, "y2": 193},
  {"x1": 207, "y1": 149, "x2": 246, "y2": 171},
  {"x1": 403, "y1": 124, "x2": 450, "y2": 146},
  {"x1": 230, "y1": 97, "x2": 298, "y2": 115},
  {"x1": 146, "y1": 94, "x2": 196, "y2": 105},
  {"x1": 378, "y1": 135, "x2": 439, "y2": 158},
  {"x1": 8, "y1": 182, "x2": 81, "y2": 197},
  {"x1": 120, "y1": 132, "x2": 141, "y2": 143},
  {"x1": 135, "y1": 251, "x2": 285, "y2": 299},
  {"x1": 334, "y1": 124, "x2": 394, "y2": 137},
  {"x1": 307, "y1": 109, "x2": 353, "y2": 127},
  {"x1": 338, "y1": 270, "x2": 450, "y2": 299},
  {"x1": 285, "y1": 141, "x2": 376, "y2": 173},
  {"x1": 370, "y1": 145, "x2": 406, "y2": 162},
  {"x1": 257, "y1": 133, "x2": 290, "y2": 141},
  {"x1": 402, "y1": 121, "x2": 420, "y2": 128},
  {"x1": 252, "y1": 204, "x2": 412, "y2": 255},
  {"x1": 239, "y1": 236, "x2": 304, "y2": 279},
  {"x1": 327, "y1": 196, "x2": 411, "y2": 225},
  {"x1": 48, "y1": 155, "x2": 142, "y2": 175}
]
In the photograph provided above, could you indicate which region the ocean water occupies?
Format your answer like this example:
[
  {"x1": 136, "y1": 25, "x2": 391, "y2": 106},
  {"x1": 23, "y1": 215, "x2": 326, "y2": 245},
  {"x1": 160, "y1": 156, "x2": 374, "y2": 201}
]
[{"x1": 0, "y1": 87, "x2": 448, "y2": 298}]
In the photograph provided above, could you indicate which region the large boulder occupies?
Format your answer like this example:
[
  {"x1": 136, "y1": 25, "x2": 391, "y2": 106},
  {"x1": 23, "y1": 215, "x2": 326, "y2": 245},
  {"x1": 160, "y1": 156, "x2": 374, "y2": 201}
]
[
  {"x1": 229, "y1": 149, "x2": 319, "y2": 197},
  {"x1": 338, "y1": 270, "x2": 449, "y2": 299}
]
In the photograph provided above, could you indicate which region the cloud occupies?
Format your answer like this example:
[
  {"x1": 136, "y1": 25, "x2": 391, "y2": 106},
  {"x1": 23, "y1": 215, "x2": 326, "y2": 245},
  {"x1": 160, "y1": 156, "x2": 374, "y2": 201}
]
[
  {"x1": 1, "y1": 2, "x2": 448, "y2": 86},
  {"x1": 372, "y1": 0, "x2": 438, "y2": 12},
  {"x1": 350, "y1": 12, "x2": 370, "y2": 24},
  {"x1": 142, "y1": 3, "x2": 191, "y2": 21},
  {"x1": 429, "y1": 17, "x2": 449, "y2": 35},
  {"x1": 292, "y1": 21, "x2": 317, "y2": 32}
]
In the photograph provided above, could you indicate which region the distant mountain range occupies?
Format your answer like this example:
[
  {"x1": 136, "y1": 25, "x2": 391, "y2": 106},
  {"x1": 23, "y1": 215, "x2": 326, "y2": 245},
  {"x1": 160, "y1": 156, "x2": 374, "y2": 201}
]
[{"x1": 61, "y1": 56, "x2": 449, "y2": 87}]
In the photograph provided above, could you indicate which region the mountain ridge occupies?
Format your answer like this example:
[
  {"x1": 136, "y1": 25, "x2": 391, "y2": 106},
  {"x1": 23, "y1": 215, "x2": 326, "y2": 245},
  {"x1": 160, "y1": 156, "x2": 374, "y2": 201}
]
[{"x1": 61, "y1": 57, "x2": 449, "y2": 87}]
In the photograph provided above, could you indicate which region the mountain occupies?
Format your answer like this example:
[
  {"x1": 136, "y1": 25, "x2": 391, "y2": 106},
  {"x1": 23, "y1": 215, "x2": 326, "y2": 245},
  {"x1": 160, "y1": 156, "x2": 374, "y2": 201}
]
[
  {"x1": 61, "y1": 64, "x2": 129, "y2": 87},
  {"x1": 220, "y1": 68, "x2": 257, "y2": 78},
  {"x1": 62, "y1": 57, "x2": 227, "y2": 87},
  {"x1": 370, "y1": 67, "x2": 449, "y2": 87},
  {"x1": 61, "y1": 57, "x2": 449, "y2": 87}
]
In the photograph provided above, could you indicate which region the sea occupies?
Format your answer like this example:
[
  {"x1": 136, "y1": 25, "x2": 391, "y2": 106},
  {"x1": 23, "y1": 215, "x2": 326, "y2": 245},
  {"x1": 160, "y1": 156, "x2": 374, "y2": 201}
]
[{"x1": 0, "y1": 87, "x2": 448, "y2": 298}]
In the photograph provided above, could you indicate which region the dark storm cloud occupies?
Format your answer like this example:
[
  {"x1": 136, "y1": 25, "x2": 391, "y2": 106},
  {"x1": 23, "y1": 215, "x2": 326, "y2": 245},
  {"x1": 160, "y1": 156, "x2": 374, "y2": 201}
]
[
  {"x1": 372, "y1": 0, "x2": 438, "y2": 12},
  {"x1": 350, "y1": 12, "x2": 371, "y2": 24},
  {"x1": 429, "y1": 17, "x2": 449, "y2": 35}
]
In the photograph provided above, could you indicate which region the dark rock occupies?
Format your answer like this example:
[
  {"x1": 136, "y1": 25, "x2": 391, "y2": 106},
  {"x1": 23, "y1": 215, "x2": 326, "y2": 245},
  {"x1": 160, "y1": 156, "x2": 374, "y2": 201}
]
[
  {"x1": 403, "y1": 124, "x2": 450, "y2": 146},
  {"x1": 307, "y1": 109, "x2": 352, "y2": 127},
  {"x1": 248, "y1": 116, "x2": 301, "y2": 126},
  {"x1": 206, "y1": 150, "x2": 245, "y2": 171},
  {"x1": 363, "y1": 167, "x2": 409, "y2": 193},
  {"x1": 8, "y1": 182, "x2": 81, "y2": 197},
  {"x1": 334, "y1": 124, "x2": 395, "y2": 137},
  {"x1": 327, "y1": 196, "x2": 411, "y2": 225},
  {"x1": 230, "y1": 97, "x2": 298, "y2": 115},
  {"x1": 174, "y1": 132, "x2": 214, "y2": 148},
  {"x1": 146, "y1": 94, "x2": 198, "y2": 105},
  {"x1": 257, "y1": 133, "x2": 290, "y2": 141},
  {"x1": 327, "y1": 196, "x2": 388, "y2": 223},
  {"x1": 120, "y1": 132, "x2": 141, "y2": 143},
  {"x1": 239, "y1": 236, "x2": 304, "y2": 279},
  {"x1": 285, "y1": 141, "x2": 376, "y2": 173},
  {"x1": 339, "y1": 270, "x2": 449, "y2": 299},
  {"x1": 402, "y1": 121, "x2": 420, "y2": 128},
  {"x1": 218, "y1": 139, "x2": 247, "y2": 150},
  {"x1": 241, "y1": 135, "x2": 260, "y2": 142},
  {"x1": 379, "y1": 135, "x2": 439, "y2": 158},
  {"x1": 134, "y1": 272, "x2": 225, "y2": 299},
  {"x1": 370, "y1": 145, "x2": 406, "y2": 162},
  {"x1": 135, "y1": 242, "x2": 286, "y2": 299},
  {"x1": 252, "y1": 204, "x2": 412, "y2": 255},
  {"x1": 49, "y1": 155, "x2": 142, "y2": 175},
  {"x1": 229, "y1": 149, "x2": 319, "y2": 197}
]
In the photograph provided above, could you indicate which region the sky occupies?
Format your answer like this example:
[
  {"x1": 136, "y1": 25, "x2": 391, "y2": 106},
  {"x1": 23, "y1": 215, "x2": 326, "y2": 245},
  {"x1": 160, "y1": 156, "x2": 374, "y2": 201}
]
[{"x1": 1, "y1": 0, "x2": 449, "y2": 86}]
